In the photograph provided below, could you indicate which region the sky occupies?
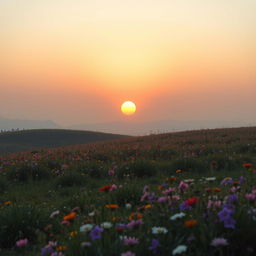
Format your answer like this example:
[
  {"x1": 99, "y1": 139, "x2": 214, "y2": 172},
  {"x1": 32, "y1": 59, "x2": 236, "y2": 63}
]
[{"x1": 0, "y1": 0, "x2": 256, "y2": 127}]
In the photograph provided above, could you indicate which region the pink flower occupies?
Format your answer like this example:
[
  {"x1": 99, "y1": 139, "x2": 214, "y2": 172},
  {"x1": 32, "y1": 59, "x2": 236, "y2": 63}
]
[
  {"x1": 157, "y1": 196, "x2": 168, "y2": 203},
  {"x1": 121, "y1": 251, "x2": 136, "y2": 256},
  {"x1": 123, "y1": 236, "x2": 139, "y2": 246},
  {"x1": 110, "y1": 184, "x2": 118, "y2": 191},
  {"x1": 108, "y1": 169, "x2": 115, "y2": 176},
  {"x1": 178, "y1": 181, "x2": 189, "y2": 191},
  {"x1": 127, "y1": 219, "x2": 143, "y2": 229},
  {"x1": 60, "y1": 220, "x2": 70, "y2": 226},
  {"x1": 162, "y1": 187, "x2": 176, "y2": 195},
  {"x1": 210, "y1": 238, "x2": 228, "y2": 246},
  {"x1": 16, "y1": 238, "x2": 28, "y2": 247}
]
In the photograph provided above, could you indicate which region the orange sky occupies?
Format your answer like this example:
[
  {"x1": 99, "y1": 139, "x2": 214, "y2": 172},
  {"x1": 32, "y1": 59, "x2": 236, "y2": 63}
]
[{"x1": 0, "y1": 0, "x2": 256, "y2": 126}]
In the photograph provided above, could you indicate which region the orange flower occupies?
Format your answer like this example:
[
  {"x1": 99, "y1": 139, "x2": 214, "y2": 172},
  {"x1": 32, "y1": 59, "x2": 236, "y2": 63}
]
[
  {"x1": 69, "y1": 231, "x2": 78, "y2": 237},
  {"x1": 128, "y1": 212, "x2": 143, "y2": 221},
  {"x1": 63, "y1": 212, "x2": 77, "y2": 221},
  {"x1": 184, "y1": 219, "x2": 198, "y2": 227},
  {"x1": 213, "y1": 188, "x2": 221, "y2": 192},
  {"x1": 176, "y1": 169, "x2": 184, "y2": 173},
  {"x1": 4, "y1": 201, "x2": 12, "y2": 205},
  {"x1": 57, "y1": 245, "x2": 67, "y2": 251},
  {"x1": 166, "y1": 177, "x2": 177, "y2": 181},
  {"x1": 105, "y1": 204, "x2": 119, "y2": 209}
]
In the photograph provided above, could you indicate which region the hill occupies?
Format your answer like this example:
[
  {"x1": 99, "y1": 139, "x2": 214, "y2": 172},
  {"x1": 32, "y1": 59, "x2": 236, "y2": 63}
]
[{"x1": 0, "y1": 129, "x2": 128, "y2": 154}]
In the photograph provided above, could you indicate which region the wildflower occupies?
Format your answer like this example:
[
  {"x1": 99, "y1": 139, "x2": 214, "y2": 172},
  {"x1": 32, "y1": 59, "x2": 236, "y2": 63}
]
[
  {"x1": 90, "y1": 226, "x2": 104, "y2": 240},
  {"x1": 128, "y1": 212, "x2": 143, "y2": 221},
  {"x1": 176, "y1": 169, "x2": 184, "y2": 173},
  {"x1": 239, "y1": 176, "x2": 245, "y2": 184},
  {"x1": 4, "y1": 201, "x2": 12, "y2": 206},
  {"x1": 211, "y1": 238, "x2": 228, "y2": 246},
  {"x1": 158, "y1": 196, "x2": 168, "y2": 203},
  {"x1": 108, "y1": 169, "x2": 115, "y2": 175},
  {"x1": 243, "y1": 163, "x2": 252, "y2": 168},
  {"x1": 116, "y1": 223, "x2": 127, "y2": 232},
  {"x1": 179, "y1": 181, "x2": 189, "y2": 191},
  {"x1": 88, "y1": 211, "x2": 95, "y2": 216},
  {"x1": 127, "y1": 219, "x2": 143, "y2": 229},
  {"x1": 16, "y1": 238, "x2": 28, "y2": 247},
  {"x1": 99, "y1": 185, "x2": 112, "y2": 192},
  {"x1": 50, "y1": 210, "x2": 60, "y2": 218},
  {"x1": 110, "y1": 184, "x2": 118, "y2": 191},
  {"x1": 152, "y1": 226, "x2": 168, "y2": 234},
  {"x1": 56, "y1": 245, "x2": 67, "y2": 251},
  {"x1": 122, "y1": 236, "x2": 139, "y2": 246},
  {"x1": 226, "y1": 194, "x2": 238, "y2": 204},
  {"x1": 205, "y1": 177, "x2": 216, "y2": 182},
  {"x1": 80, "y1": 224, "x2": 94, "y2": 232},
  {"x1": 81, "y1": 241, "x2": 92, "y2": 248},
  {"x1": 172, "y1": 245, "x2": 187, "y2": 255},
  {"x1": 162, "y1": 187, "x2": 176, "y2": 195},
  {"x1": 61, "y1": 220, "x2": 70, "y2": 226},
  {"x1": 121, "y1": 251, "x2": 136, "y2": 256},
  {"x1": 149, "y1": 239, "x2": 160, "y2": 254},
  {"x1": 125, "y1": 203, "x2": 132, "y2": 209},
  {"x1": 185, "y1": 197, "x2": 199, "y2": 206},
  {"x1": 166, "y1": 177, "x2": 177, "y2": 181},
  {"x1": 220, "y1": 177, "x2": 233, "y2": 185},
  {"x1": 170, "y1": 212, "x2": 186, "y2": 221},
  {"x1": 101, "y1": 222, "x2": 113, "y2": 229},
  {"x1": 184, "y1": 219, "x2": 198, "y2": 227},
  {"x1": 218, "y1": 206, "x2": 236, "y2": 229},
  {"x1": 179, "y1": 202, "x2": 192, "y2": 211},
  {"x1": 63, "y1": 212, "x2": 77, "y2": 221},
  {"x1": 69, "y1": 231, "x2": 78, "y2": 237},
  {"x1": 105, "y1": 204, "x2": 119, "y2": 209}
]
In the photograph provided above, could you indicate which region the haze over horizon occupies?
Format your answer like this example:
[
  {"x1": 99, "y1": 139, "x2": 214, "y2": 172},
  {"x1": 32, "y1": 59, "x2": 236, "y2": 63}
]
[{"x1": 1, "y1": 0, "x2": 256, "y2": 128}]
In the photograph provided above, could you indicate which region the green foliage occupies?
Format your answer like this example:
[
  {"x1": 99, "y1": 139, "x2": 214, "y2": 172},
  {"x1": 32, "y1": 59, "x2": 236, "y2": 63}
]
[
  {"x1": 55, "y1": 172, "x2": 87, "y2": 187},
  {"x1": 118, "y1": 160, "x2": 157, "y2": 178},
  {"x1": 0, "y1": 204, "x2": 48, "y2": 249},
  {"x1": 170, "y1": 158, "x2": 206, "y2": 173}
]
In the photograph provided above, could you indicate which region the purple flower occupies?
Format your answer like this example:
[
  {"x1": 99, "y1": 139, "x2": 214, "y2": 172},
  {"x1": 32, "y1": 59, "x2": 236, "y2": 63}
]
[
  {"x1": 239, "y1": 176, "x2": 245, "y2": 184},
  {"x1": 90, "y1": 226, "x2": 104, "y2": 240},
  {"x1": 227, "y1": 194, "x2": 238, "y2": 204},
  {"x1": 220, "y1": 177, "x2": 233, "y2": 185},
  {"x1": 123, "y1": 236, "x2": 139, "y2": 246},
  {"x1": 149, "y1": 239, "x2": 160, "y2": 254},
  {"x1": 41, "y1": 247, "x2": 54, "y2": 256},
  {"x1": 179, "y1": 202, "x2": 192, "y2": 211},
  {"x1": 127, "y1": 219, "x2": 143, "y2": 229},
  {"x1": 218, "y1": 206, "x2": 236, "y2": 229},
  {"x1": 211, "y1": 237, "x2": 228, "y2": 246}
]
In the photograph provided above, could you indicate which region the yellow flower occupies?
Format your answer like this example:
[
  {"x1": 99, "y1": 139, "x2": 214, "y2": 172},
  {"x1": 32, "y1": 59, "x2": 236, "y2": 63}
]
[
  {"x1": 70, "y1": 231, "x2": 78, "y2": 237},
  {"x1": 57, "y1": 245, "x2": 67, "y2": 251}
]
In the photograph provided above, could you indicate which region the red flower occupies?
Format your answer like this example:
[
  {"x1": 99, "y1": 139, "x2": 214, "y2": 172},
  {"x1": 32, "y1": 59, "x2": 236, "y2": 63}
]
[
  {"x1": 99, "y1": 185, "x2": 112, "y2": 192},
  {"x1": 185, "y1": 197, "x2": 199, "y2": 206},
  {"x1": 243, "y1": 163, "x2": 253, "y2": 168}
]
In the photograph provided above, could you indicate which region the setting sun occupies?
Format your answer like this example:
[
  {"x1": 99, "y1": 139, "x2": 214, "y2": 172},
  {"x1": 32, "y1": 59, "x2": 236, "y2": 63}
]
[{"x1": 121, "y1": 101, "x2": 136, "y2": 116}]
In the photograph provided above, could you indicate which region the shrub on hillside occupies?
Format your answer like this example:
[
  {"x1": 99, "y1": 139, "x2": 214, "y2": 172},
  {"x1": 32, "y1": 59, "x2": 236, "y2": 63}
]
[{"x1": 55, "y1": 172, "x2": 87, "y2": 187}]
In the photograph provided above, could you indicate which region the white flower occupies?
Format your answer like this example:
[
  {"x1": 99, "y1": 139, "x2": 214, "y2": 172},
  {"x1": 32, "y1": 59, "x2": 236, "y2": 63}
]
[
  {"x1": 170, "y1": 212, "x2": 186, "y2": 221},
  {"x1": 88, "y1": 211, "x2": 95, "y2": 217},
  {"x1": 125, "y1": 203, "x2": 132, "y2": 209},
  {"x1": 152, "y1": 227, "x2": 168, "y2": 234},
  {"x1": 100, "y1": 222, "x2": 113, "y2": 229},
  {"x1": 205, "y1": 177, "x2": 216, "y2": 181},
  {"x1": 50, "y1": 210, "x2": 60, "y2": 218},
  {"x1": 172, "y1": 245, "x2": 187, "y2": 255},
  {"x1": 80, "y1": 224, "x2": 94, "y2": 232}
]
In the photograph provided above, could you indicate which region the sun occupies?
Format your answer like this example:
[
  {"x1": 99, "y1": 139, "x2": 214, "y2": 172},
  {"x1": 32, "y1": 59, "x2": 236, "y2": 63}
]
[{"x1": 121, "y1": 101, "x2": 136, "y2": 116}]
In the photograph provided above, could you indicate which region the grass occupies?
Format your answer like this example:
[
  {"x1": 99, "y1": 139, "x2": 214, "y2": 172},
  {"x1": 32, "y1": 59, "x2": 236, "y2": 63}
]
[{"x1": 1, "y1": 127, "x2": 256, "y2": 255}]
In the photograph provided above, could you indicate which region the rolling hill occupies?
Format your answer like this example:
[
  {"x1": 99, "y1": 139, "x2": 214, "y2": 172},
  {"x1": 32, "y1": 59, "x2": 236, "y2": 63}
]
[{"x1": 0, "y1": 129, "x2": 129, "y2": 154}]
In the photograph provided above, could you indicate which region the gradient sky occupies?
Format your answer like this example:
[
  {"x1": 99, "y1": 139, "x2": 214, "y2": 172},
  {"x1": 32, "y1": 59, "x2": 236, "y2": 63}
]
[{"x1": 1, "y1": 0, "x2": 256, "y2": 126}]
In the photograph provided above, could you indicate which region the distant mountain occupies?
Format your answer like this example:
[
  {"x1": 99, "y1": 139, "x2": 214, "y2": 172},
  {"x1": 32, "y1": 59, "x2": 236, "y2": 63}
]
[
  {"x1": 0, "y1": 117, "x2": 60, "y2": 131},
  {"x1": 0, "y1": 129, "x2": 128, "y2": 154},
  {"x1": 69, "y1": 120, "x2": 256, "y2": 136}
]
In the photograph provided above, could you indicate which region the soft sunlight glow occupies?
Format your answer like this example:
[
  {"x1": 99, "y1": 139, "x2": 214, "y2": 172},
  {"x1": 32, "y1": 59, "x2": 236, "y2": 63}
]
[{"x1": 121, "y1": 101, "x2": 136, "y2": 116}]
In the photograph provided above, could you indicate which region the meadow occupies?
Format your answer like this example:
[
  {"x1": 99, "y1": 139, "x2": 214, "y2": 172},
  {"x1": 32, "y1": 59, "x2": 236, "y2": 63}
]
[{"x1": 1, "y1": 127, "x2": 256, "y2": 255}]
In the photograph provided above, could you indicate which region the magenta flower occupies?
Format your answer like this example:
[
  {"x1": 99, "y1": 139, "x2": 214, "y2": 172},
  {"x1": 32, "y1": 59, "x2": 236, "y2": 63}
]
[
  {"x1": 178, "y1": 181, "x2": 189, "y2": 191},
  {"x1": 127, "y1": 219, "x2": 143, "y2": 229},
  {"x1": 108, "y1": 169, "x2": 115, "y2": 176},
  {"x1": 123, "y1": 236, "x2": 139, "y2": 246},
  {"x1": 16, "y1": 238, "x2": 28, "y2": 247}
]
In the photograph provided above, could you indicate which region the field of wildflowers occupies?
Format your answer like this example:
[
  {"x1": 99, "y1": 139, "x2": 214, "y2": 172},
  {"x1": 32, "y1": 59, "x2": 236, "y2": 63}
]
[{"x1": 1, "y1": 127, "x2": 256, "y2": 255}]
